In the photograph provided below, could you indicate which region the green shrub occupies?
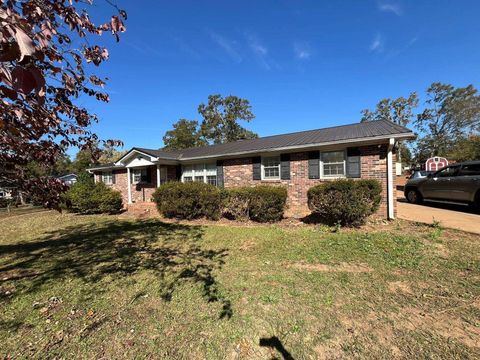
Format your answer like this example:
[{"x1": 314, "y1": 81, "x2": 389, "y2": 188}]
[
  {"x1": 0, "y1": 197, "x2": 14, "y2": 209},
  {"x1": 152, "y1": 181, "x2": 222, "y2": 220},
  {"x1": 307, "y1": 179, "x2": 382, "y2": 226},
  {"x1": 222, "y1": 186, "x2": 287, "y2": 222},
  {"x1": 62, "y1": 181, "x2": 123, "y2": 214},
  {"x1": 247, "y1": 186, "x2": 287, "y2": 222},
  {"x1": 221, "y1": 188, "x2": 251, "y2": 221}
]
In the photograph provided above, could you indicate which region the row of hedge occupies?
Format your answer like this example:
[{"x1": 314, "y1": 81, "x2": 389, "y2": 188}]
[
  {"x1": 152, "y1": 182, "x2": 288, "y2": 223},
  {"x1": 152, "y1": 178, "x2": 382, "y2": 225},
  {"x1": 61, "y1": 176, "x2": 382, "y2": 226}
]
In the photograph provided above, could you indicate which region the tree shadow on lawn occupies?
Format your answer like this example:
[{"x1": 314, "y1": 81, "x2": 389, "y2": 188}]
[
  {"x1": 259, "y1": 336, "x2": 295, "y2": 360},
  {"x1": 0, "y1": 219, "x2": 232, "y2": 319}
]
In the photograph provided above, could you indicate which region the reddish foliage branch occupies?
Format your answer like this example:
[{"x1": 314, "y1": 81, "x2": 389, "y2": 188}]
[{"x1": 0, "y1": 0, "x2": 126, "y2": 208}]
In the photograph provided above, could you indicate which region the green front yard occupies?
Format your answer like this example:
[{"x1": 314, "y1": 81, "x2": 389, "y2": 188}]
[{"x1": 1, "y1": 212, "x2": 479, "y2": 359}]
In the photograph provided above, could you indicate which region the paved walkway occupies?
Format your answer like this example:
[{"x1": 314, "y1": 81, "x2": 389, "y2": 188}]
[{"x1": 397, "y1": 192, "x2": 480, "y2": 234}]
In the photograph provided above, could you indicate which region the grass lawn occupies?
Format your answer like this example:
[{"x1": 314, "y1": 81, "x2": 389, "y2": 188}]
[{"x1": 1, "y1": 212, "x2": 479, "y2": 359}]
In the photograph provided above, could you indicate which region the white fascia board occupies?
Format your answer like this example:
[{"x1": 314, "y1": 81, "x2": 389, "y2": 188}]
[{"x1": 115, "y1": 149, "x2": 158, "y2": 165}]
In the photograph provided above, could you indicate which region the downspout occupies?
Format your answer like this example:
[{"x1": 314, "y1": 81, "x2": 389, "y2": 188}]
[
  {"x1": 387, "y1": 138, "x2": 395, "y2": 220},
  {"x1": 127, "y1": 167, "x2": 132, "y2": 204}
]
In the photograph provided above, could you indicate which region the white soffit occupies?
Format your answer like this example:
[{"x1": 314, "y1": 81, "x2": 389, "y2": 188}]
[{"x1": 122, "y1": 153, "x2": 156, "y2": 167}]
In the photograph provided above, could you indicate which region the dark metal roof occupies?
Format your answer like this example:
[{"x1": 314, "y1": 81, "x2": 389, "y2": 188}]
[
  {"x1": 86, "y1": 162, "x2": 122, "y2": 170},
  {"x1": 109, "y1": 120, "x2": 414, "y2": 165},
  {"x1": 178, "y1": 120, "x2": 414, "y2": 159},
  {"x1": 133, "y1": 147, "x2": 182, "y2": 160}
]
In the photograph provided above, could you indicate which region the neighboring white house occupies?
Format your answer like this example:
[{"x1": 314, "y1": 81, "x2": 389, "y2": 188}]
[{"x1": 58, "y1": 174, "x2": 78, "y2": 186}]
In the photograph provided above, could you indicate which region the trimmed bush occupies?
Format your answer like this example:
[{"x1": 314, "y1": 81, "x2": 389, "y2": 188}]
[
  {"x1": 62, "y1": 181, "x2": 123, "y2": 214},
  {"x1": 247, "y1": 186, "x2": 287, "y2": 222},
  {"x1": 221, "y1": 188, "x2": 250, "y2": 221},
  {"x1": 307, "y1": 179, "x2": 382, "y2": 226},
  {"x1": 152, "y1": 181, "x2": 222, "y2": 220},
  {"x1": 222, "y1": 186, "x2": 287, "y2": 222},
  {"x1": 153, "y1": 183, "x2": 287, "y2": 222}
]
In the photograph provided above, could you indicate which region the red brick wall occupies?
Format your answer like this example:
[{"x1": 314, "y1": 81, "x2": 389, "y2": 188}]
[
  {"x1": 92, "y1": 144, "x2": 395, "y2": 218},
  {"x1": 223, "y1": 144, "x2": 395, "y2": 218}
]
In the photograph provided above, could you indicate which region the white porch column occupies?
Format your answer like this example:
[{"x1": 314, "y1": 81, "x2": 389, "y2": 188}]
[
  {"x1": 127, "y1": 167, "x2": 132, "y2": 204},
  {"x1": 156, "y1": 164, "x2": 161, "y2": 187},
  {"x1": 387, "y1": 138, "x2": 395, "y2": 220}
]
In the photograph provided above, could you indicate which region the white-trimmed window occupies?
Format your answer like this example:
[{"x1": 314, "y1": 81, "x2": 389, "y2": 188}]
[
  {"x1": 205, "y1": 163, "x2": 217, "y2": 186},
  {"x1": 102, "y1": 171, "x2": 113, "y2": 185},
  {"x1": 262, "y1": 156, "x2": 280, "y2": 180},
  {"x1": 132, "y1": 168, "x2": 147, "y2": 183},
  {"x1": 194, "y1": 164, "x2": 205, "y2": 182},
  {"x1": 182, "y1": 165, "x2": 193, "y2": 182},
  {"x1": 182, "y1": 163, "x2": 217, "y2": 185},
  {"x1": 321, "y1": 151, "x2": 346, "y2": 177}
]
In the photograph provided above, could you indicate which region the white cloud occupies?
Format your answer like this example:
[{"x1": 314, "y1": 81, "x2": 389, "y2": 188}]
[
  {"x1": 378, "y1": 1, "x2": 403, "y2": 16},
  {"x1": 386, "y1": 36, "x2": 418, "y2": 58},
  {"x1": 293, "y1": 41, "x2": 311, "y2": 60},
  {"x1": 173, "y1": 37, "x2": 201, "y2": 59},
  {"x1": 209, "y1": 31, "x2": 242, "y2": 63},
  {"x1": 245, "y1": 33, "x2": 272, "y2": 70},
  {"x1": 369, "y1": 33, "x2": 385, "y2": 52}
]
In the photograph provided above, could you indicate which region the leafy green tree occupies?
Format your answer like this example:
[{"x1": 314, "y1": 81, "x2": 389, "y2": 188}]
[
  {"x1": 98, "y1": 144, "x2": 127, "y2": 164},
  {"x1": 447, "y1": 135, "x2": 480, "y2": 162},
  {"x1": 415, "y1": 83, "x2": 480, "y2": 157},
  {"x1": 399, "y1": 145, "x2": 413, "y2": 166},
  {"x1": 70, "y1": 147, "x2": 99, "y2": 175},
  {"x1": 163, "y1": 119, "x2": 207, "y2": 150},
  {"x1": 360, "y1": 92, "x2": 418, "y2": 126},
  {"x1": 26, "y1": 154, "x2": 72, "y2": 178},
  {"x1": 360, "y1": 92, "x2": 418, "y2": 163},
  {"x1": 198, "y1": 95, "x2": 258, "y2": 144}
]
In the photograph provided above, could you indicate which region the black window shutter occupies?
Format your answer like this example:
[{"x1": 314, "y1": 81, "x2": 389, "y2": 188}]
[
  {"x1": 176, "y1": 165, "x2": 182, "y2": 181},
  {"x1": 252, "y1": 156, "x2": 261, "y2": 180},
  {"x1": 308, "y1": 151, "x2": 320, "y2": 179},
  {"x1": 346, "y1": 147, "x2": 361, "y2": 178},
  {"x1": 280, "y1": 154, "x2": 290, "y2": 180},
  {"x1": 216, "y1": 160, "x2": 224, "y2": 188},
  {"x1": 112, "y1": 172, "x2": 116, "y2": 184}
]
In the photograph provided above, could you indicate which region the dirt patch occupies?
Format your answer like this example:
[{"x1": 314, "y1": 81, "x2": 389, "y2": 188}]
[
  {"x1": 239, "y1": 240, "x2": 256, "y2": 251},
  {"x1": 314, "y1": 338, "x2": 344, "y2": 360},
  {"x1": 432, "y1": 243, "x2": 450, "y2": 258},
  {"x1": 388, "y1": 281, "x2": 413, "y2": 295},
  {"x1": 286, "y1": 262, "x2": 373, "y2": 273},
  {"x1": 399, "y1": 307, "x2": 480, "y2": 348}
]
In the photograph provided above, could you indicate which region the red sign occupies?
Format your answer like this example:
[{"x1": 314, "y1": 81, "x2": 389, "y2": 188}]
[{"x1": 425, "y1": 157, "x2": 448, "y2": 171}]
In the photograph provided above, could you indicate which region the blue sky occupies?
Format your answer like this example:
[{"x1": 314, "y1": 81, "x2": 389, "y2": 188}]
[{"x1": 75, "y1": 0, "x2": 480, "y2": 156}]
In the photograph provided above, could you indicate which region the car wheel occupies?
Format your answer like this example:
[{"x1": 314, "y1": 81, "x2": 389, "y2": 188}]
[{"x1": 406, "y1": 189, "x2": 422, "y2": 204}]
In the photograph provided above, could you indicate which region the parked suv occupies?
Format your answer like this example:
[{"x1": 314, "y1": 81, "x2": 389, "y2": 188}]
[{"x1": 404, "y1": 161, "x2": 480, "y2": 209}]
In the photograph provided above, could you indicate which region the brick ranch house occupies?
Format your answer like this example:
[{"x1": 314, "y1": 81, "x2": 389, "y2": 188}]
[{"x1": 88, "y1": 120, "x2": 415, "y2": 219}]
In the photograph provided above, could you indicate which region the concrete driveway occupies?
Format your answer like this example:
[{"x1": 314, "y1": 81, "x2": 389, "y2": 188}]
[{"x1": 397, "y1": 191, "x2": 480, "y2": 234}]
